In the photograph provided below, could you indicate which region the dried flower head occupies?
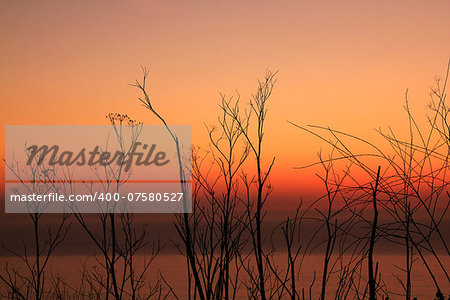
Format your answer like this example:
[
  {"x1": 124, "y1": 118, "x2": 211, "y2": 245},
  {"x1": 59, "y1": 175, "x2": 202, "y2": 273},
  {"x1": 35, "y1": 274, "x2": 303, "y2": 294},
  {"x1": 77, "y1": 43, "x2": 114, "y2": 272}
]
[{"x1": 106, "y1": 113, "x2": 143, "y2": 127}]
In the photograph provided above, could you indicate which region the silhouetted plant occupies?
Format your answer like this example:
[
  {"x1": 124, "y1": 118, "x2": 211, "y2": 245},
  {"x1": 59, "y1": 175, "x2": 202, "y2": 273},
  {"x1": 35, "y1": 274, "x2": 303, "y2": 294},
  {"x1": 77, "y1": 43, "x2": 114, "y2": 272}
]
[
  {"x1": 290, "y1": 60, "x2": 450, "y2": 299},
  {"x1": 1, "y1": 148, "x2": 71, "y2": 300}
]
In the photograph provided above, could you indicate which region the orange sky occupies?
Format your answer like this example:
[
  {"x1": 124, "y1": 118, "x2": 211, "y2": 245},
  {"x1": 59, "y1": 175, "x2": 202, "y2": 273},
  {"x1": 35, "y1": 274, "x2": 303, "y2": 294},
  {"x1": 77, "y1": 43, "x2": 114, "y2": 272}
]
[{"x1": 1, "y1": 0, "x2": 450, "y2": 208}]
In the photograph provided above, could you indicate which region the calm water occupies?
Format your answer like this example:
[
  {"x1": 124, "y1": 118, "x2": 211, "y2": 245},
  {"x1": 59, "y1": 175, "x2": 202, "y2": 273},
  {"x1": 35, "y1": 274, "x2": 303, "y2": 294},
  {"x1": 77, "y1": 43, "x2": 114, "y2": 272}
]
[{"x1": 2, "y1": 253, "x2": 448, "y2": 299}]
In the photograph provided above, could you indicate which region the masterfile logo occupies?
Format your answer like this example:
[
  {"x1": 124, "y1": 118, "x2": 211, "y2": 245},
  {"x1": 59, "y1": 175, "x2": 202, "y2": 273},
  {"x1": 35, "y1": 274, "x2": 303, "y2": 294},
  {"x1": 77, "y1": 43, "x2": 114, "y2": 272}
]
[
  {"x1": 5, "y1": 125, "x2": 192, "y2": 213},
  {"x1": 25, "y1": 142, "x2": 170, "y2": 172}
]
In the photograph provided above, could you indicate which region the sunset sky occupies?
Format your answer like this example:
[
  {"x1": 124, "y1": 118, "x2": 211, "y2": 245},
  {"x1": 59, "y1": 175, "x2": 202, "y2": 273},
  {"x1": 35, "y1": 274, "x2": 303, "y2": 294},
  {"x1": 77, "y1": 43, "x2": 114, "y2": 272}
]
[{"x1": 1, "y1": 0, "x2": 450, "y2": 208}]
